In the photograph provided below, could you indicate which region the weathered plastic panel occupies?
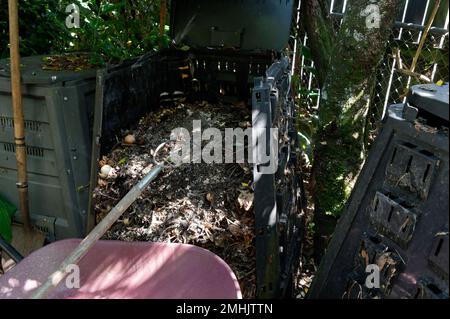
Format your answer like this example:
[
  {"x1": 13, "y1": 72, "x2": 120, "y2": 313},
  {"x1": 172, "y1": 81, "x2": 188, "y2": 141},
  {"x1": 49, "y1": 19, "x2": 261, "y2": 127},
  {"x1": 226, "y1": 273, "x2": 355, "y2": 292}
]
[
  {"x1": 0, "y1": 56, "x2": 96, "y2": 240},
  {"x1": 252, "y1": 57, "x2": 305, "y2": 298},
  {"x1": 89, "y1": 49, "x2": 305, "y2": 298},
  {"x1": 310, "y1": 84, "x2": 449, "y2": 299},
  {"x1": 171, "y1": 0, "x2": 295, "y2": 51}
]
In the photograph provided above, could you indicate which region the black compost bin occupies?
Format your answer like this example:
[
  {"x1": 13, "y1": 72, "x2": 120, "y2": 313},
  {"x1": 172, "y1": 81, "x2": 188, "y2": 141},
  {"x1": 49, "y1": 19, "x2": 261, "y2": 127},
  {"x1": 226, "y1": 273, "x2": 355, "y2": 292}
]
[
  {"x1": 88, "y1": 0, "x2": 305, "y2": 298},
  {"x1": 0, "y1": 55, "x2": 96, "y2": 240},
  {"x1": 310, "y1": 83, "x2": 449, "y2": 299}
]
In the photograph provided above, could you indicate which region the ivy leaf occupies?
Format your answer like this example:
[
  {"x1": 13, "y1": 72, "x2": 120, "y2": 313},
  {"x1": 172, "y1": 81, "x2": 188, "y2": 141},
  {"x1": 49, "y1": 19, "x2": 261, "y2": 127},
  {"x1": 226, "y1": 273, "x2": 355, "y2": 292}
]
[{"x1": 300, "y1": 46, "x2": 312, "y2": 60}]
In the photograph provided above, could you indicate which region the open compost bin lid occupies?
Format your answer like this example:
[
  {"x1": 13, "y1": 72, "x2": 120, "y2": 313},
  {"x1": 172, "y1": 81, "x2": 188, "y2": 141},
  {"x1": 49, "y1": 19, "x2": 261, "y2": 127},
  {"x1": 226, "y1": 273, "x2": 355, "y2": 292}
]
[
  {"x1": 170, "y1": 0, "x2": 295, "y2": 51},
  {"x1": 0, "y1": 55, "x2": 97, "y2": 85},
  {"x1": 407, "y1": 83, "x2": 449, "y2": 122}
]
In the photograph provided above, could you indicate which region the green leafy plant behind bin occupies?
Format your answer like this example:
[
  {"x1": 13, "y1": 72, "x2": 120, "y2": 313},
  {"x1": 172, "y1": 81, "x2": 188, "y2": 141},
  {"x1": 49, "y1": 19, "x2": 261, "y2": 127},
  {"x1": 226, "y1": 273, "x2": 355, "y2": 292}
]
[
  {"x1": 0, "y1": 0, "x2": 168, "y2": 63},
  {"x1": 0, "y1": 195, "x2": 16, "y2": 243}
]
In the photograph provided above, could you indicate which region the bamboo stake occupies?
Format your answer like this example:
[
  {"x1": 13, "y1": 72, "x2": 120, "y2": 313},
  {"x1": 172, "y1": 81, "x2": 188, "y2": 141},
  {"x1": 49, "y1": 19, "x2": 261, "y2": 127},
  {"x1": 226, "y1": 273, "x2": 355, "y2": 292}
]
[
  {"x1": 410, "y1": 0, "x2": 442, "y2": 74},
  {"x1": 8, "y1": 0, "x2": 31, "y2": 231},
  {"x1": 31, "y1": 165, "x2": 163, "y2": 299},
  {"x1": 398, "y1": 0, "x2": 442, "y2": 99}
]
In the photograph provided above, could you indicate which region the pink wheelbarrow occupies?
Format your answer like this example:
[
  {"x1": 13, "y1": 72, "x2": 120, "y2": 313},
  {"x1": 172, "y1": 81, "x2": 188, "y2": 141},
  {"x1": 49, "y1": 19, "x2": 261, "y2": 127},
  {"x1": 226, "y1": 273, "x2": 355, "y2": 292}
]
[
  {"x1": 1, "y1": 166, "x2": 241, "y2": 299},
  {"x1": 0, "y1": 239, "x2": 242, "y2": 299}
]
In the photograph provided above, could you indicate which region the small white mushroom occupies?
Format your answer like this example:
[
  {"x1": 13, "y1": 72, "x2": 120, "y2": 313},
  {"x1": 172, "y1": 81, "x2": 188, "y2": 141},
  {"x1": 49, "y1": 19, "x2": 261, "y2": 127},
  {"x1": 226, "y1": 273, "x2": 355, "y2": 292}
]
[
  {"x1": 124, "y1": 134, "x2": 136, "y2": 145},
  {"x1": 99, "y1": 164, "x2": 113, "y2": 179}
]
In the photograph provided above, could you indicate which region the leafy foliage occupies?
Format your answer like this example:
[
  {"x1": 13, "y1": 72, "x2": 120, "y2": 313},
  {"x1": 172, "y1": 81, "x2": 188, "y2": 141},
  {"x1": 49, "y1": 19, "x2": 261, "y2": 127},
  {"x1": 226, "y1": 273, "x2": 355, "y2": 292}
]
[
  {"x1": 1, "y1": 0, "x2": 167, "y2": 63},
  {"x1": 1, "y1": 0, "x2": 68, "y2": 58}
]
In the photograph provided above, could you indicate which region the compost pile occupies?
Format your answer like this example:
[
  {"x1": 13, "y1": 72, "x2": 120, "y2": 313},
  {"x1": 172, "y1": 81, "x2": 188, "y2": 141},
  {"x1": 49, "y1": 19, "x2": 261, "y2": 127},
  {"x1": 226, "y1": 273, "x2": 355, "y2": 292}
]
[
  {"x1": 93, "y1": 101, "x2": 256, "y2": 298},
  {"x1": 41, "y1": 53, "x2": 102, "y2": 71}
]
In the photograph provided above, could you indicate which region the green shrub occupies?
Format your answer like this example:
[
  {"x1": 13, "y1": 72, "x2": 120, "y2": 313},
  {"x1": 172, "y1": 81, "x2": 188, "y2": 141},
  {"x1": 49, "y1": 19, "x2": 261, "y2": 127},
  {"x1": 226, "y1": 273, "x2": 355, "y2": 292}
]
[
  {"x1": 1, "y1": 0, "x2": 167, "y2": 63},
  {"x1": 0, "y1": 195, "x2": 16, "y2": 243}
]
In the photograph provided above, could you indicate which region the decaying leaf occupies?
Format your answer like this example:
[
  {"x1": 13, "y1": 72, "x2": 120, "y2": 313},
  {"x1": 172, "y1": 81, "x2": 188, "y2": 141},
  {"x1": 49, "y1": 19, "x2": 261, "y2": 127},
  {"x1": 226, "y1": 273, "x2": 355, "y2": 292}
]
[
  {"x1": 376, "y1": 252, "x2": 396, "y2": 271},
  {"x1": 206, "y1": 192, "x2": 215, "y2": 204},
  {"x1": 228, "y1": 220, "x2": 242, "y2": 237},
  {"x1": 93, "y1": 101, "x2": 256, "y2": 298},
  {"x1": 360, "y1": 248, "x2": 369, "y2": 266},
  {"x1": 238, "y1": 191, "x2": 254, "y2": 212}
]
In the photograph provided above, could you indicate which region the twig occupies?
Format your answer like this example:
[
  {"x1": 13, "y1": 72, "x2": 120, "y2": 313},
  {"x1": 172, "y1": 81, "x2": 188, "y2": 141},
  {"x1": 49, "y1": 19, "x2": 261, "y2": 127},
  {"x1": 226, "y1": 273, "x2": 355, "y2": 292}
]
[
  {"x1": 392, "y1": 0, "x2": 442, "y2": 99},
  {"x1": 97, "y1": 191, "x2": 119, "y2": 201},
  {"x1": 410, "y1": 0, "x2": 442, "y2": 74},
  {"x1": 397, "y1": 68, "x2": 432, "y2": 83}
]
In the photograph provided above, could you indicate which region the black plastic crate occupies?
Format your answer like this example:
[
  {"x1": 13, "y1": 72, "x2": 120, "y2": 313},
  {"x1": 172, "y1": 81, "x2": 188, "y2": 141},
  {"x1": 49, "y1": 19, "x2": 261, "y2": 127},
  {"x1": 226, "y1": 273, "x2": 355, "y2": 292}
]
[
  {"x1": 0, "y1": 55, "x2": 96, "y2": 240},
  {"x1": 88, "y1": 47, "x2": 305, "y2": 298},
  {"x1": 310, "y1": 84, "x2": 449, "y2": 299}
]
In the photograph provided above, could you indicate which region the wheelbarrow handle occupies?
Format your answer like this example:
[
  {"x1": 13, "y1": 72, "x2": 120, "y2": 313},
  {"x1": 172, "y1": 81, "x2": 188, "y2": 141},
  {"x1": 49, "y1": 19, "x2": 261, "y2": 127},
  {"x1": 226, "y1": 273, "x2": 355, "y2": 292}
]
[{"x1": 31, "y1": 164, "x2": 163, "y2": 299}]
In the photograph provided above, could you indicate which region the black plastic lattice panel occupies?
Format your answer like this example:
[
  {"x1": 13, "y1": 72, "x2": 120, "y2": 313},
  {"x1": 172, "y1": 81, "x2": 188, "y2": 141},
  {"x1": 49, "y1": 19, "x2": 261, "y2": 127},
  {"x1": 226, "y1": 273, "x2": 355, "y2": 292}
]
[
  {"x1": 310, "y1": 84, "x2": 449, "y2": 299},
  {"x1": 370, "y1": 192, "x2": 418, "y2": 248},
  {"x1": 385, "y1": 143, "x2": 439, "y2": 200}
]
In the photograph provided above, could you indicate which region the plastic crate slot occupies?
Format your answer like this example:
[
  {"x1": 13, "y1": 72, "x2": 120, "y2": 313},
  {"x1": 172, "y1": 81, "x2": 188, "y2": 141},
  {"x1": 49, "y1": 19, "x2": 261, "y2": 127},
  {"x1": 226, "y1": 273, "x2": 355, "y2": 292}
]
[
  {"x1": 385, "y1": 143, "x2": 438, "y2": 199},
  {"x1": 0, "y1": 117, "x2": 42, "y2": 132},
  {"x1": 400, "y1": 216, "x2": 410, "y2": 233},
  {"x1": 419, "y1": 149, "x2": 434, "y2": 157},
  {"x1": 24, "y1": 120, "x2": 42, "y2": 132},
  {"x1": 435, "y1": 238, "x2": 444, "y2": 256},
  {"x1": 370, "y1": 192, "x2": 417, "y2": 247},
  {"x1": 373, "y1": 197, "x2": 380, "y2": 211},
  {"x1": 355, "y1": 234, "x2": 403, "y2": 297},
  {"x1": 0, "y1": 116, "x2": 14, "y2": 128},
  {"x1": 36, "y1": 224, "x2": 49, "y2": 234},
  {"x1": 2, "y1": 142, "x2": 45, "y2": 158},
  {"x1": 410, "y1": 282, "x2": 444, "y2": 299},
  {"x1": 387, "y1": 206, "x2": 394, "y2": 223},
  {"x1": 3, "y1": 143, "x2": 14, "y2": 153},
  {"x1": 28, "y1": 146, "x2": 44, "y2": 157},
  {"x1": 423, "y1": 164, "x2": 431, "y2": 183},
  {"x1": 403, "y1": 142, "x2": 417, "y2": 149},
  {"x1": 427, "y1": 283, "x2": 442, "y2": 295},
  {"x1": 405, "y1": 155, "x2": 413, "y2": 173},
  {"x1": 428, "y1": 233, "x2": 448, "y2": 278},
  {"x1": 399, "y1": 201, "x2": 414, "y2": 209}
]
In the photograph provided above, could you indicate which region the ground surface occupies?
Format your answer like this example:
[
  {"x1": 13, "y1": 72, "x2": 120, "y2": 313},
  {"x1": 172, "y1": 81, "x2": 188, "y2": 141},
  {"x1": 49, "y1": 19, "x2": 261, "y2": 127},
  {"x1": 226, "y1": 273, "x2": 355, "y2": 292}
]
[{"x1": 1, "y1": 225, "x2": 45, "y2": 274}]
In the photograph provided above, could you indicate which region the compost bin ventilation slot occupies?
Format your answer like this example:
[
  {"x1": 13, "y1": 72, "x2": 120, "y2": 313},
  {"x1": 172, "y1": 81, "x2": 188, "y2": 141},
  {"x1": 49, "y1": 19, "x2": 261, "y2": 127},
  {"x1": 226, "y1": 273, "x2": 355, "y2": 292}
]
[
  {"x1": 0, "y1": 117, "x2": 42, "y2": 132},
  {"x1": 423, "y1": 164, "x2": 432, "y2": 183},
  {"x1": 390, "y1": 147, "x2": 398, "y2": 164},
  {"x1": 24, "y1": 120, "x2": 42, "y2": 132},
  {"x1": 427, "y1": 283, "x2": 443, "y2": 295},
  {"x1": 0, "y1": 116, "x2": 14, "y2": 128},
  {"x1": 405, "y1": 156, "x2": 413, "y2": 173},
  {"x1": 435, "y1": 238, "x2": 444, "y2": 256},
  {"x1": 387, "y1": 206, "x2": 395, "y2": 223},
  {"x1": 3, "y1": 143, "x2": 45, "y2": 158}
]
